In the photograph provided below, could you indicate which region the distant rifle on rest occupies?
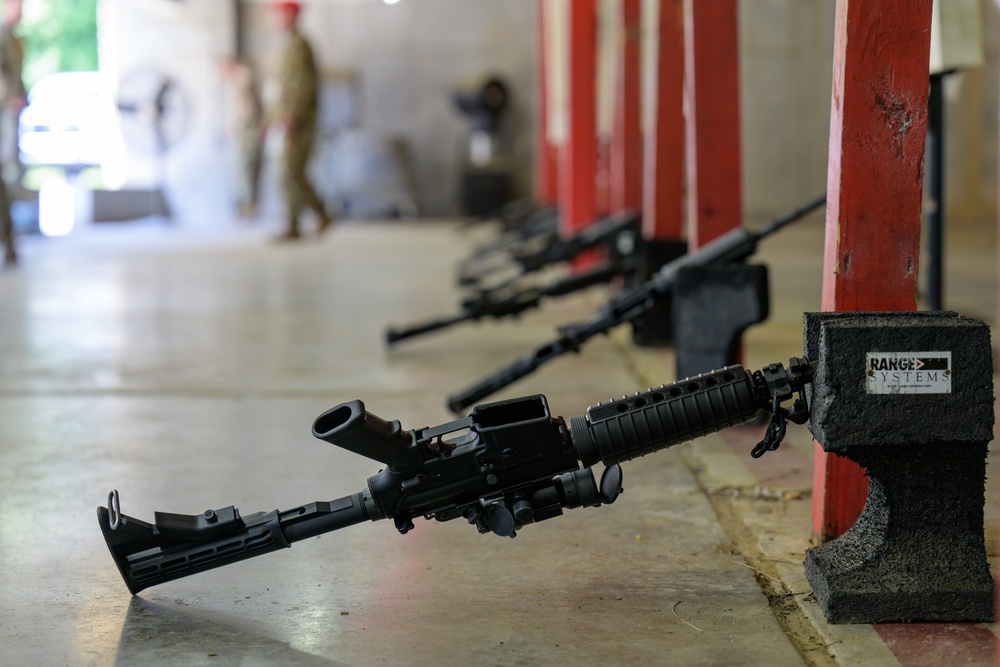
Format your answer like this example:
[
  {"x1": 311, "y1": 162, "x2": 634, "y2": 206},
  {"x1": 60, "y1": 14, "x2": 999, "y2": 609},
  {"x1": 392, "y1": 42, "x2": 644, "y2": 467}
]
[
  {"x1": 446, "y1": 194, "x2": 826, "y2": 412},
  {"x1": 462, "y1": 197, "x2": 551, "y2": 232},
  {"x1": 385, "y1": 211, "x2": 641, "y2": 346},
  {"x1": 458, "y1": 206, "x2": 560, "y2": 285},
  {"x1": 386, "y1": 261, "x2": 622, "y2": 347},
  {"x1": 456, "y1": 210, "x2": 638, "y2": 289},
  {"x1": 97, "y1": 357, "x2": 815, "y2": 595}
]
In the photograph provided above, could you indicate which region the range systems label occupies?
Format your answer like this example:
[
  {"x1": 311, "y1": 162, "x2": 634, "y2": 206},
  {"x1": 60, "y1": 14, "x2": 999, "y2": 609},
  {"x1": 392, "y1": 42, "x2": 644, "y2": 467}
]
[{"x1": 866, "y1": 352, "x2": 951, "y2": 394}]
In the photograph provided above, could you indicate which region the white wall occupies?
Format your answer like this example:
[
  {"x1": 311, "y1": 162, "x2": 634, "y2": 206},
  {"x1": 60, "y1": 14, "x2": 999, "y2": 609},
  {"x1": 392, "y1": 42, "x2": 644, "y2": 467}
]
[
  {"x1": 738, "y1": 0, "x2": 998, "y2": 225},
  {"x1": 99, "y1": 0, "x2": 236, "y2": 225},
  {"x1": 97, "y1": 0, "x2": 997, "y2": 224},
  {"x1": 242, "y1": 0, "x2": 537, "y2": 217},
  {"x1": 738, "y1": 0, "x2": 836, "y2": 220}
]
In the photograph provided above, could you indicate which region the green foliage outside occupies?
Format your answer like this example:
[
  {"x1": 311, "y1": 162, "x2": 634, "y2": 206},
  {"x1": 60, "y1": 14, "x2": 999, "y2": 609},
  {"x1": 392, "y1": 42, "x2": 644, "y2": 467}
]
[{"x1": 18, "y1": 0, "x2": 98, "y2": 90}]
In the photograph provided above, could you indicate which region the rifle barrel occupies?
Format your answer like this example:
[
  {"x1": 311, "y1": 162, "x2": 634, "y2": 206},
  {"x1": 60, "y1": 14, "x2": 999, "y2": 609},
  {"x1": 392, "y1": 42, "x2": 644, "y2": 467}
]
[
  {"x1": 446, "y1": 339, "x2": 571, "y2": 412},
  {"x1": 391, "y1": 263, "x2": 621, "y2": 348},
  {"x1": 385, "y1": 312, "x2": 475, "y2": 346}
]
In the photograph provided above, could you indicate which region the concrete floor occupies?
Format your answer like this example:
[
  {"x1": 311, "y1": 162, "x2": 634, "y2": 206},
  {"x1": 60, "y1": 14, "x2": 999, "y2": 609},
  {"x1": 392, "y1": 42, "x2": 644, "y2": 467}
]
[{"x1": 0, "y1": 214, "x2": 995, "y2": 666}]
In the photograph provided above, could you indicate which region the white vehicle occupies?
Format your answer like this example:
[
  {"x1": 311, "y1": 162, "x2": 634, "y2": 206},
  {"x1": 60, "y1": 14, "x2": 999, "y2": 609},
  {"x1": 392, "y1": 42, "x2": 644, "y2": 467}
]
[{"x1": 18, "y1": 71, "x2": 124, "y2": 171}]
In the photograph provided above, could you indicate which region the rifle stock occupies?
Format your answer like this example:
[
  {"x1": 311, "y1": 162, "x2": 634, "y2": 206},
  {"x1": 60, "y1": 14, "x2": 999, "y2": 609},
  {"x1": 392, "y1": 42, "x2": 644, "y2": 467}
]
[{"x1": 99, "y1": 491, "x2": 373, "y2": 595}]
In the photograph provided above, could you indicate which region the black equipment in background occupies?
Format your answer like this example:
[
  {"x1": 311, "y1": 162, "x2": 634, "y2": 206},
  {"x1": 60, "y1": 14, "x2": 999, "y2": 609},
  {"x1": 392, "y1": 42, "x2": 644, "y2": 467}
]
[{"x1": 453, "y1": 76, "x2": 513, "y2": 215}]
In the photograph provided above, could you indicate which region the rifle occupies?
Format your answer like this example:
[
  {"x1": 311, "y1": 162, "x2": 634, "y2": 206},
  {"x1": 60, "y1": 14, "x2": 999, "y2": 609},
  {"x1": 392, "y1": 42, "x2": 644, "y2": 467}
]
[
  {"x1": 456, "y1": 210, "x2": 639, "y2": 289},
  {"x1": 386, "y1": 212, "x2": 640, "y2": 346},
  {"x1": 445, "y1": 194, "x2": 826, "y2": 412},
  {"x1": 457, "y1": 207, "x2": 560, "y2": 285},
  {"x1": 97, "y1": 357, "x2": 814, "y2": 595},
  {"x1": 464, "y1": 206, "x2": 559, "y2": 252},
  {"x1": 463, "y1": 198, "x2": 553, "y2": 232},
  {"x1": 386, "y1": 262, "x2": 621, "y2": 347}
]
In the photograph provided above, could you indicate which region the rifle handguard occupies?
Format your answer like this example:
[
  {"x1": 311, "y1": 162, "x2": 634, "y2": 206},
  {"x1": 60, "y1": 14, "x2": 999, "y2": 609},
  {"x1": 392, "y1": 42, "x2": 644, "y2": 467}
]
[{"x1": 571, "y1": 365, "x2": 762, "y2": 467}]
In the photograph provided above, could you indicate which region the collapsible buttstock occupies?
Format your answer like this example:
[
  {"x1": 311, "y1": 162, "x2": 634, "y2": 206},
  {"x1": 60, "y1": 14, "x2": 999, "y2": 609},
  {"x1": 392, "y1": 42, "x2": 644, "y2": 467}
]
[
  {"x1": 98, "y1": 490, "x2": 374, "y2": 595},
  {"x1": 98, "y1": 499, "x2": 288, "y2": 595}
]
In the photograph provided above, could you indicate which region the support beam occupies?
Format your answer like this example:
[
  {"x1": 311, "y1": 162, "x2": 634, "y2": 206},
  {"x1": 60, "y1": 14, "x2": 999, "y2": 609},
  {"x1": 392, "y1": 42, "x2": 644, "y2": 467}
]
[
  {"x1": 534, "y1": 0, "x2": 558, "y2": 205},
  {"x1": 683, "y1": 0, "x2": 741, "y2": 249},
  {"x1": 813, "y1": 0, "x2": 932, "y2": 541},
  {"x1": 609, "y1": 0, "x2": 643, "y2": 214},
  {"x1": 559, "y1": 0, "x2": 599, "y2": 239},
  {"x1": 628, "y1": 0, "x2": 686, "y2": 348},
  {"x1": 234, "y1": 0, "x2": 246, "y2": 59},
  {"x1": 642, "y1": 0, "x2": 684, "y2": 241},
  {"x1": 925, "y1": 73, "x2": 944, "y2": 310}
]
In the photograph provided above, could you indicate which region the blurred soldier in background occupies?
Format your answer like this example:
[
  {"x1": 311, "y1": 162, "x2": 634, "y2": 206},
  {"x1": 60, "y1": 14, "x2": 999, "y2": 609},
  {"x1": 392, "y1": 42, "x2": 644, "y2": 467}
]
[
  {"x1": 271, "y1": 0, "x2": 332, "y2": 241},
  {"x1": 221, "y1": 57, "x2": 264, "y2": 220},
  {"x1": 0, "y1": 0, "x2": 24, "y2": 265}
]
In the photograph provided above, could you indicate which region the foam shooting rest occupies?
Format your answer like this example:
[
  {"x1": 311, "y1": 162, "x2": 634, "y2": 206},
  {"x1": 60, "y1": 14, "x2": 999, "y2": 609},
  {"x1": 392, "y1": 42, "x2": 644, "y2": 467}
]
[
  {"x1": 671, "y1": 264, "x2": 769, "y2": 379},
  {"x1": 802, "y1": 311, "x2": 994, "y2": 623},
  {"x1": 628, "y1": 238, "x2": 687, "y2": 347}
]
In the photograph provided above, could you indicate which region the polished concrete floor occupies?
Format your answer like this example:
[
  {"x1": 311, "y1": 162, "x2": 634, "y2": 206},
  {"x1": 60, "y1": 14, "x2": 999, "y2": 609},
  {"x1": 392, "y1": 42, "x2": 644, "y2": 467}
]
[{"x1": 0, "y1": 214, "x2": 995, "y2": 666}]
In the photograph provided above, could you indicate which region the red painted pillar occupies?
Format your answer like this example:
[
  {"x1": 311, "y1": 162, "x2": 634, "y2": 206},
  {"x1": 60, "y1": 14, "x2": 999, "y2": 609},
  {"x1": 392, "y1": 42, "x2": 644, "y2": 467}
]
[
  {"x1": 560, "y1": 0, "x2": 599, "y2": 238},
  {"x1": 642, "y1": 0, "x2": 684, "y2": 240},
  {"x1": 534, "y1": 0, "x2": 558, "y2": 205},
  {"x1": 812, "y1": 0, "x2": 932, "y2": 541},
  {"x1": 609, "y1": 0, "x2": 643, "y2": 214},
  {"x1": 683, "y1": 0, "x2": 741, "y2": 249}
]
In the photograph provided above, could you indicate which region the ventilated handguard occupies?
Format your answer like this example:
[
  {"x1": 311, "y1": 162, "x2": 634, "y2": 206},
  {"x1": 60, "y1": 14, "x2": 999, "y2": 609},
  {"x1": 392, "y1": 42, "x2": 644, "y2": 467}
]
[{"x1": 570, "y1": 366, "x2": 762, "y2": 467}]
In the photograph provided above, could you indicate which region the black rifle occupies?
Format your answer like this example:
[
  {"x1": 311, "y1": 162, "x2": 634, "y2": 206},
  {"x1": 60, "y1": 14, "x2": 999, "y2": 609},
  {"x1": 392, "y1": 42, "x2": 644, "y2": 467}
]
[
  {"x1": 457, "y1": 207, "x2": 560, "y2": 284},
  {"x1": 389, "y1": 212, "x2": 645, "y2": 346},
  {"x1": 464, "y1": 204, "x2": 558, "y2": 253},
  {"x1": 445, "y1": 194, "x2": 826, "y2": 412},
  {"x1": 463, "y1": 198, "x2": 551, "y2": 231},
  {"x1": 456, "y1": 210, "x2": 639, "y2": 289},
  {"x1": 386, "y1": 261, "x2": 620, "y2": 346},
  {"x1": 97, "y1": 358, "x2": 815, "y2": 595}
]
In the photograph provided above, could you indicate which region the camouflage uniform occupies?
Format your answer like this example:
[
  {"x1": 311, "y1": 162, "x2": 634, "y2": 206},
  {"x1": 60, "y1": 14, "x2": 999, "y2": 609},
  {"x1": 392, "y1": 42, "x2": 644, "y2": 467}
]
[
  {"x1": 277, "y1": 28, "x2": 330, "y2": 236},
  {"x1": 231, "y1": 62, "x2": 263, "y2": 218},
  {"x1": 0, "y1": 22, "x2": 23, "y2": 264}
]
